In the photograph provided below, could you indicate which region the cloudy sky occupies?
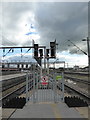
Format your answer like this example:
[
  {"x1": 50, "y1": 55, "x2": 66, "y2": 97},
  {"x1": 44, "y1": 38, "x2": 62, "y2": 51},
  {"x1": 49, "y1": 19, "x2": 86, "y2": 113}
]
[{"x1": 0, "y1": 1, "x2": 89, "y2": 67}]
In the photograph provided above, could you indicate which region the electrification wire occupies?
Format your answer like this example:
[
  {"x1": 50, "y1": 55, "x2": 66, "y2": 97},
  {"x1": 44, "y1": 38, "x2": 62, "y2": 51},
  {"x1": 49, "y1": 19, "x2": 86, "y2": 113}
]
[
  {"x1": 68, "y1": 40, "x2": 87, "y2": 55},
  {"x1": 1, "y1": 35, "x2": 17, "y2": 46},
  {"x1": 22, "y1": 48, "x2": 31, "y2": 57},
  {"x1": 3, "y1": 48, "x2": 12, "y2": 57},
  {"x1": 0, "y1": 35, "x2": 17, "y2": 57}
]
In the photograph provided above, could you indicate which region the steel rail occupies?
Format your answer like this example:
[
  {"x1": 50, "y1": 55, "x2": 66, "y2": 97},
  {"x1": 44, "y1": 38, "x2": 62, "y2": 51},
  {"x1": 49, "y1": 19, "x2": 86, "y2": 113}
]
[
  {"x1": 1, "y1": 76, "x2": 26, "y2": 91},
  {"x1": 0, "y1": 79, "x2": 34, "y2": 105},
  {"x1": 64, "y1": 71, "x2": 88, "y2": 76},
  {"x1": 64, "y1": 84, "x2": 89, "y2": 99},
  {"x1": 0, "y1": 85, "x2": 26, "y2": 106},
  {"x1": 2, "y1": 79, "x2": 26, "y2": 92},
  {"x1": 64, "y1": 75, "x2": 90, "y2": 85}
]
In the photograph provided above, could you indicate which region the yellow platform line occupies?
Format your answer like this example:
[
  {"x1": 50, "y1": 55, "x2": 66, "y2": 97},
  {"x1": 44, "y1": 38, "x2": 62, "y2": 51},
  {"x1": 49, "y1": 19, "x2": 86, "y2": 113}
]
[{"x1": 51, "y1": 104, "x2": 62, "y2": 119}]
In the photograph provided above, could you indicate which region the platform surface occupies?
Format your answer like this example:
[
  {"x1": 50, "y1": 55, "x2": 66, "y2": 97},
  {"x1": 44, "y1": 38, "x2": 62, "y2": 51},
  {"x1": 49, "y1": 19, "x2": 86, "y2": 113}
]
[
  {"x1": 0, "y1": 73, "x2": 26, "y2": 81},
  {"x1": 10, "y1": 88, "x2": 87, "y2": 119},
  {"x1": 10, "y1": 102, "x2": 84, "y2": 118}
]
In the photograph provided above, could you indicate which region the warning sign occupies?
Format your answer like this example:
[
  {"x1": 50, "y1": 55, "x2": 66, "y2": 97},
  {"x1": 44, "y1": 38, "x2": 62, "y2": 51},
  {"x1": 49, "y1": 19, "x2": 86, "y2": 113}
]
[
  {"x1": 56, "y1": 75, "x2": 62, "y2": 80},
  {"x1": 41, "y1": 76, "x2": 48, "y2": 85}
]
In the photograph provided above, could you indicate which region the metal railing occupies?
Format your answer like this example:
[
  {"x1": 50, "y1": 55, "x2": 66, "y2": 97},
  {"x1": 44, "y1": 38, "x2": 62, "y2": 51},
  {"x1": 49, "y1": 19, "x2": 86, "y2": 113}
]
[{"x1": 26, "y1": 64, "x2": 65, "y2": 103}]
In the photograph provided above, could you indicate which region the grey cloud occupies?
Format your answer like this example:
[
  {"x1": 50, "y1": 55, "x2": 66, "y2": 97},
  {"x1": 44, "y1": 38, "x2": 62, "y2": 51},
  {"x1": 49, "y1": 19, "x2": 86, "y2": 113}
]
[
  {"x1": 34, "y1": 2, "x2": 88, "y2": 53},
  {"x1": 1, "y1": 2, "x2": 88, "y2": 54},
  {"x1": 2, "y1": 35, "x2": 18, "y2": 46},
  {"x1": 2, "y1": 2, "x2": 33, "y2": 30}
]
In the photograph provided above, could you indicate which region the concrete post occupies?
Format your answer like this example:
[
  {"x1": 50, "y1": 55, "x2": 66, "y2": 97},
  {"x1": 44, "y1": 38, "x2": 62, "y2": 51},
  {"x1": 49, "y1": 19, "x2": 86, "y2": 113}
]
[{"x1": 62, "y1": 72, "x2": 64, "y2": 102}]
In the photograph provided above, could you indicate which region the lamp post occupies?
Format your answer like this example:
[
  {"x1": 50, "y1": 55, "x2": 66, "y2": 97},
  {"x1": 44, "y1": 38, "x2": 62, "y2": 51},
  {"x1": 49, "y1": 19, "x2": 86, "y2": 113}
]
[{"x1": 82, "y1": 37, "x2": 90, "y2": 78}]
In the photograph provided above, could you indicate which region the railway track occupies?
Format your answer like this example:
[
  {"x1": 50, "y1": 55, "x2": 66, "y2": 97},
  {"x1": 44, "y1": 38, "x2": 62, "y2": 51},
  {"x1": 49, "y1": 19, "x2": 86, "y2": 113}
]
[
  {"x1": 0, "y1": 85, "x2": 26, "y2": 106},
  {"x1": 64, "y1": 75, "x2": 90, "y2": 85},
  {"x1": 1, "y1": 78, "x2": 34, "y2": 106},
  {"x1": 1, "y1": 72, "x2": 89, "y2": 108},
  {"x1": 49, "y1": 73, "x2": 89, "y2": 101},
  {"x1": 57, "y1": 83, "x2": 89, "y2": 106},
  {"x1": 64, "y1": 71, "x2": 89, "y2": 76},
  {"x1": 57, "y1": 82, "x2": 89, "y2": 99},
  {"x1": 2, "y1": 79, "x2": 26, "y2": 92},
  {"x1": 0, "y1": 74, "x2": 33, "y2": 106},
  {"x1": 64, "y1": 83, "x2": 89, "y2": 99},
  {"x1": 1, "y1": 74, "x2": 26, "y2": 91}
]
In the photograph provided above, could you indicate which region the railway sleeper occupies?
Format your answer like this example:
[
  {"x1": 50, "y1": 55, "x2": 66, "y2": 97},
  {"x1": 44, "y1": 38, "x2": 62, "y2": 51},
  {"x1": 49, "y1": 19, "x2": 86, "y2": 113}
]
[
  {"x1": 2, "y1": 97, "x2": 26, "y2": 109},
  {"x1": 64, "y1": 96, "x2": 88, "y2": 107}
]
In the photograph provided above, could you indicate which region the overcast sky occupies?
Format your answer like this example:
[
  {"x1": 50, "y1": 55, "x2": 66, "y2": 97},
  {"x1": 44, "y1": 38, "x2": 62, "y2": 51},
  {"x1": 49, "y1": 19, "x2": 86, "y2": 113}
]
[{"x1": 0, "y1": 1, "x2": 89, "y2": 67}]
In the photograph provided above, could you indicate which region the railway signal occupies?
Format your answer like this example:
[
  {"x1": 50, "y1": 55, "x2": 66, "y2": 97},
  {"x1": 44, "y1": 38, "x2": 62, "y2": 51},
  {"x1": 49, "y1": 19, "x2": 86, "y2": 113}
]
[
  {"x1": 46, "y1": 49, "x2": 49, "y2": 58},
  {"x1": 50, "y1": 40, "x2": 56, "y2": 58},
  {"x1": 39, "y1": 49, "x2": 43, "y2": 58},
  {"x1": 34, "y1": 44, "x2": 38, "y2": 58}
]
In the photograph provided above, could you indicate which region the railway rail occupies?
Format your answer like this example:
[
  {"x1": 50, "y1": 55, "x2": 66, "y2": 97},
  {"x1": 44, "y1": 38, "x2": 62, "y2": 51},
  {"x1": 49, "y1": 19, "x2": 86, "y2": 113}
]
[
  {"x1": 1, "y1": 79, "x2": 34, "y2": 106},
  {"x1": 57, "y1": 82, "x2": 89, "y2": 100},
  {"x1": 1, "y1": 77, "x2": 26, "y2": 92},
  {"x1": 64, "y1": 83, "x2": 90, "y2": 100},
  {"x1": 0, "y1": 85, "x2": 26, "y2": 106},
  {"x1": 64, "y1": 75, "x2": 90, "y2": 85},
  {"x1": 64, "y1": 71, "x2": 89, "y2": 76},
  {"x1": 1, "y1": 72, "x2": 89, "y2": 108},
  {"x1": 48, "y1": 73, "x2": 89, "y2": 101}
]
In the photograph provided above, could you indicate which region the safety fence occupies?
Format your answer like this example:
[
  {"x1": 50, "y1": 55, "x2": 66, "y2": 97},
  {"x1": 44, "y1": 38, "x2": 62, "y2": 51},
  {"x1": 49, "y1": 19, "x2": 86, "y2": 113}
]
[{"x1": 26, "y1": 64, "x2": 64, "y2": 103}]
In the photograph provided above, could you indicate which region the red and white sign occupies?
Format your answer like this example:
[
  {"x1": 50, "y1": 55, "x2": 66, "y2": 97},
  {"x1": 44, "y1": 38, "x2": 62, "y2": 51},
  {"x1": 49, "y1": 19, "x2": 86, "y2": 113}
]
[{"x1": 41, "y1": 76, "x2": 48, "y2": 85}]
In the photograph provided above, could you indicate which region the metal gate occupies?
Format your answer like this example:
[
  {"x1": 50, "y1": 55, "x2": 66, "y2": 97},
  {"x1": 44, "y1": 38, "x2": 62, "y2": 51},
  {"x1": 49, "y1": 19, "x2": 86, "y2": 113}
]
[{"x1": 26, "y1": 64, "x2": 64, "y2": 103}]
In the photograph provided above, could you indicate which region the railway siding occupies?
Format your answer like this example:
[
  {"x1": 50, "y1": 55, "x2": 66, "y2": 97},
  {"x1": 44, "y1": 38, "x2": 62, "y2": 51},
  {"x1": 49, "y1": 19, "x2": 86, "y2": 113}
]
[
  {"x1": 2, "y1": 82, "x2": 25, "y2": 97},
  {"x1": 64, "y1": 81, "x2": 89, "y2": 99},
  {"x1": 64, "y1": 75, "x2": 89, "y2": 84},
  {"x1": 1, "y1": 73, "x2": 26, "y2": 81}
]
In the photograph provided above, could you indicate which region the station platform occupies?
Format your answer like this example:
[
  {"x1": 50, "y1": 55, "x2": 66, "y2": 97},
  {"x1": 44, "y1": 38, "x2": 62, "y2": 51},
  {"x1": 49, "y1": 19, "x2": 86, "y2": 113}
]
[
  {"x1": 8, "y1": 88, "x2": 88, "y2": 119},
  {"x1": 10, "y1": 102, "x2": 85, "y2": 119},
  {"x1": 1, "y1": 73, "x2": 26, "y2": 81}
]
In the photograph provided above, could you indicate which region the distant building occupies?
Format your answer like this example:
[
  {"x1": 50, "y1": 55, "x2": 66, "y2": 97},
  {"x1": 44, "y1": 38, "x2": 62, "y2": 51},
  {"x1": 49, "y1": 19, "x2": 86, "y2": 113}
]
[
  {"x1": 73, "y1": 65, "x2": 79, "y2": 70},
  {"x1": 82, "y1": 66, "x2": 89, "y2": 71}
]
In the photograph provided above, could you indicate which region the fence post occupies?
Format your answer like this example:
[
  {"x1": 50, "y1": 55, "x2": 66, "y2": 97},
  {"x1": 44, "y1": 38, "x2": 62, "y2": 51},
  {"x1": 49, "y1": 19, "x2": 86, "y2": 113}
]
[
  {"x1": 53, "y1": 73, "x2": 57, "y2": 103},
  {"x1": 36, "y1": 72, "x2": 38, "y2": 102},
  {"x1": 62, "y1": 72, "x2": 64, "y2": 102},
  {"x1": 33, "y1": 64, "x2": 36, "y2": 103},
  {"x1": 26, "y1": 72, "x2": 29, "y2": 103}
]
